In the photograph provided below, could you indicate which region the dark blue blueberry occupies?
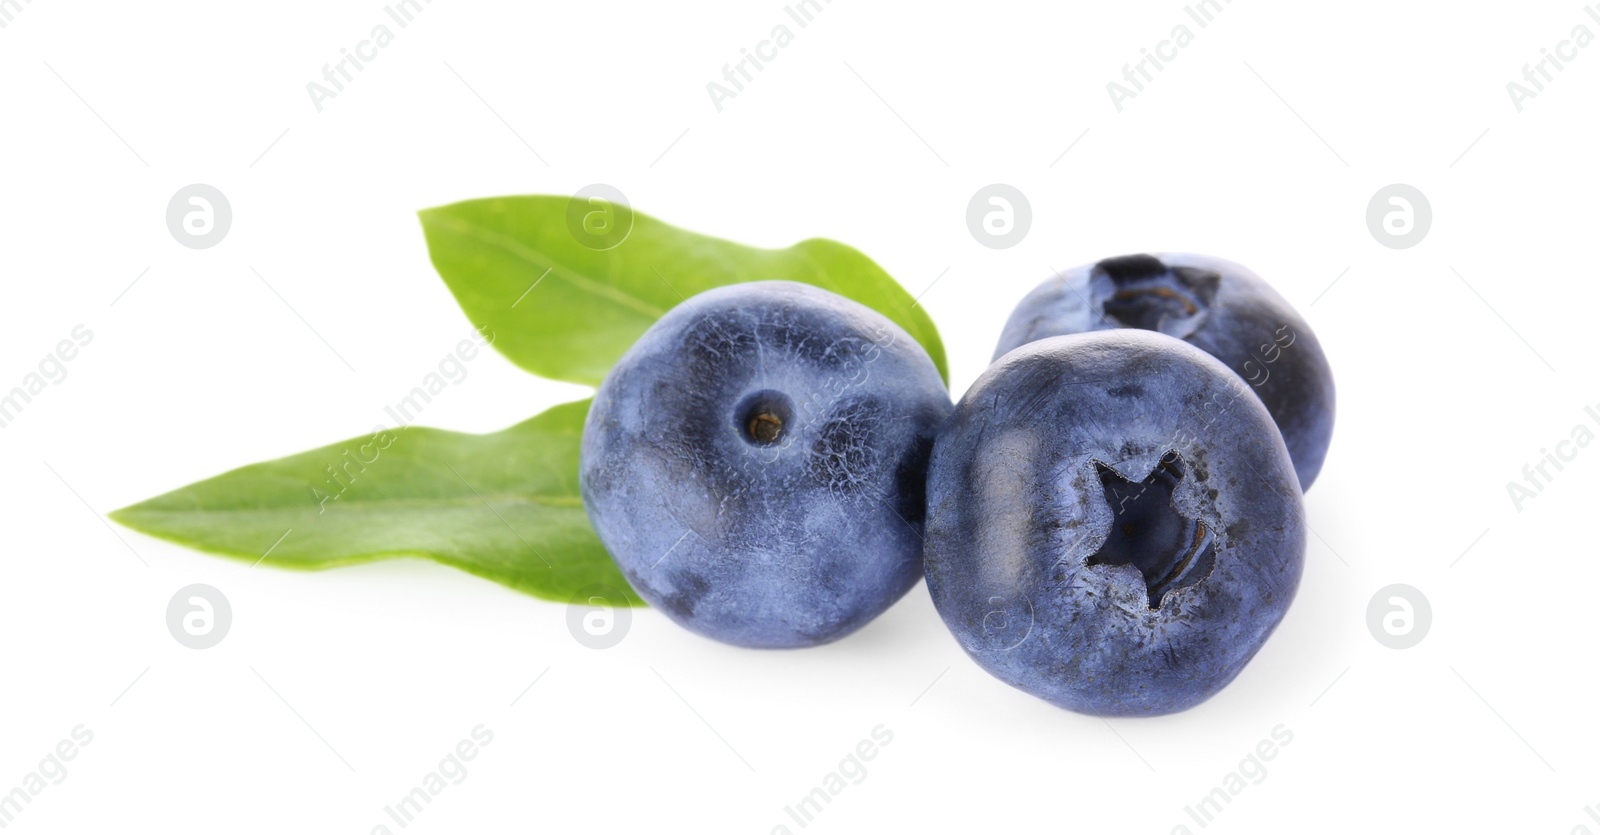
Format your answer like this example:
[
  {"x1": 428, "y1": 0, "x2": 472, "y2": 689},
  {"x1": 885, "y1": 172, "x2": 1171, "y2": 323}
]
[
  {"x1": 925, "y1": 330, "x2": 1305, "y2": 716},
  {"x1": 993, "y1": 253, "x2": 1335, "y2": 490},
  {"x1": 581, "y1": 281, "x2": 952, "y2": 648}
]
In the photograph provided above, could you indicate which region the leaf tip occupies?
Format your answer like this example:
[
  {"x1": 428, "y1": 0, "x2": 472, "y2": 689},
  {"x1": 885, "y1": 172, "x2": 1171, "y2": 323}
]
[{"x1": 105, "y1": 504, "x2": 135, "y2": 528}]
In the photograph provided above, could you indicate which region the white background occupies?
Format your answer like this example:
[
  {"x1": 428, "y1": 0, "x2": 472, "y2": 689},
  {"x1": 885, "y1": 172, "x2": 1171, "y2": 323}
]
[{"x1": 2, "y1": 0, "x2": 1596, "y2": 832}]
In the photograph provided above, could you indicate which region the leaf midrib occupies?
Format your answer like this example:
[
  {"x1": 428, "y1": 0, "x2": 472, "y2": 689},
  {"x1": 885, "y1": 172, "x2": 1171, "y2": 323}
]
[
  {"x1": 125, "y1": 492, "x2": 585, "y2": 517},
  {"x1": 431, "y1": 213, "x2": 670, "y2": 321}
]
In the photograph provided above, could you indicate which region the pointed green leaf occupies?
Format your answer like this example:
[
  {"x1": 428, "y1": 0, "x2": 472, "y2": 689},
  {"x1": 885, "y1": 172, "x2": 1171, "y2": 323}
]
[
  {"x1": 418, "y1": 195, "x2": 948, "y2": 387},
  {"x1": 111, "y1": 399, "x2": 642, "y2": 605}
]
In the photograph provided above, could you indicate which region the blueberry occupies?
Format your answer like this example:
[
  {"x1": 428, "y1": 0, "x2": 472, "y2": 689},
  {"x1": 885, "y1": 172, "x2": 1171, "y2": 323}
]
[
  {"x1": 993, "y1": 253, "x2": 1335, "y2": 490},
  {"x1": 580, "y1": 281, "x2": 952, "y2": 648},
  {"x1": 925, "y1": 330, "x2": 1306, "y2": 716}
]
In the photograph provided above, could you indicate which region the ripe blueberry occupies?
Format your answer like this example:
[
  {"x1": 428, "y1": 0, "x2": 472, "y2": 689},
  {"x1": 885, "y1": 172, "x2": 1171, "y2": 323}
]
[
  {"x1": 993, "y1": 253, "x2": 1335, "y2": 490},
  {"x1": 925, "y1": 330, "x2": 1306, "y2": 716},
  {"x1": 581, "y1": 281, "x2": 952, "y2": 648}
]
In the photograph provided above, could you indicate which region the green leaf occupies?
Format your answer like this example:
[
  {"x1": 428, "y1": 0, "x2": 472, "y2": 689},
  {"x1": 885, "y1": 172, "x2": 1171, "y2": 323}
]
[
  {"x1": 110, "y1": 399, "x2": 643, "y2": 606},
  {"x1": 419, "y1": 195, "x2": 949, "y2": 388}
]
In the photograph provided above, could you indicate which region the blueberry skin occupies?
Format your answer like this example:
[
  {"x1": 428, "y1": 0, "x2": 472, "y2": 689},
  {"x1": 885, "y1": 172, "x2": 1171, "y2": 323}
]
[
  {"x1": 925, "y1": 330, "x2": 1305, "y2": 716},
  {"x1": 993, "y1": 253, "x2": 1335, "y2": 490},
  {"x1": 581, "y1": 281, "x2": 952, "y2": 649}
]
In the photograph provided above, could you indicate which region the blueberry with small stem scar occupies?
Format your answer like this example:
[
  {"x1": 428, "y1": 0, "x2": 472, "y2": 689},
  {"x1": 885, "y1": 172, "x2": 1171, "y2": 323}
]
[{"x1": 581, "y1": 282, "x2": 952, "y2": 649}]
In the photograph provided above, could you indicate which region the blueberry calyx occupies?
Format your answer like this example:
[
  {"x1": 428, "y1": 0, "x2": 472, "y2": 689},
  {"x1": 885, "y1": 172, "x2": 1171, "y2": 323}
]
[
  {"x1": 1083, "y1": 451, "x2": 1217, "y2": 610},
  {"x1": 1091, "y1": 254, "x2": 1220, "y2": 339}
]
